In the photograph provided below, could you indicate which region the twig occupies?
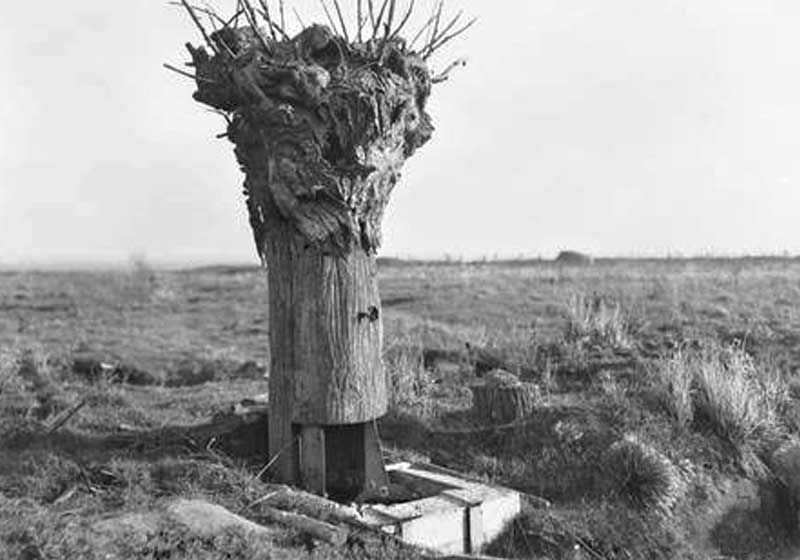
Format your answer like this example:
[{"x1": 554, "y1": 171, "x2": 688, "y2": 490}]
[
  {"x1": 231, "y1": 1, "x2": 243, "y2": 26},
  {"x1": 292, "y1": 7, "x2": 305, "y2": 28},
  {"x1": 279, "y1": 0, "x2": 285, "y2": 34},
  {"x1": 163, "y1": 62, "x2": 217, "y2": 83},
  {"x1": 243, "y1": 491, "x2": 279, "y2": 510},
  {"x1": 372, "y1": 0, "x2": 390, "y2": 39},
  {"x1": 331, "y1": 0, "x2": 350, "y2": 42},
  {"x1": 423, "y1": 8, "x2": 461, "y2": 57},
  {"x1": 384, "y1": 0, "x2": 397, "y2": 38},
  {"x1": 256, "y1": 0, "x2": 278, "y2": 40},
  {"x1": 318, "y1": 0, "x2": 341, "y2": 37},
  {"x1": 431, "y1": 57, "x2": 467, "y2": 83},
  {"x1": 217, "y1": 34, "x2": 237, "y2": 58},
  {"x1": 408, "y1": 9, "x2": 439, "y2": 50},
  {"x1": 357, "y1": 0, "x2": 363, "y2": 42},
  {"x1": 386, "y1": 0, "x2": 414, "y2": 42},
  {"x1": 428, "y1": 9, "x2": 463, "y2": 49},
  {"x1": 52, "y1": 484, "x2": 79, "y2": 505},
  {"x1": 425, "y1": 0, "x2": 444, "y2": 54},
  {"x1": 367, "y1": 0, "x2": 376, "y2": 29},
  {"x1": 202, "y1": 1, "x2": 223, "y2": 26},
  {"x1": 248, "y1": 436, "x2": 298, "y2": 484},
  {"x1": 424, "y1": 16, "x2": 476, "y2": 59},
  {"x1": 168, "y1": 1, "x2": 226, "y2": 25},
  {"x1": 47, "y1": 398, "x2": 87, "y2": 433},
  {"x1": 257, "y1": 7, "x2": 290, "y2": 41},
  {"x1": 240, "y1": 0, "x2": 272, "y2": 53},
  {"x1": 179, "y1": 0, "x2": 219, "y2": 54},
  {"x1": 269, "y1": 21, "x2": 291, "y2": 40},
  {"x1": 571, "y1": 533, "x2": 609, "y2": 560},
  {"x1": 206, "y1": 12, "x2": 218, "y2": 33}
]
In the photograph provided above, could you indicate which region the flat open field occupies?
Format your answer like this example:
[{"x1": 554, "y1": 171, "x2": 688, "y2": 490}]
[{"x1": 3, "y1": 258, "x2": 800, "y2": 559}]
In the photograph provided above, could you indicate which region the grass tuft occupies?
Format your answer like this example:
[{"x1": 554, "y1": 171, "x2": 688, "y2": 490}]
[
  {"x1": 651, "y1": 349, "x2": 695, "y2": 429},
  {"x1": 653, "y1": 344, "x2": 786, "y2": 448},
  {"x1": 693, "y1": 346, "x2": 775, "y2": 444},
  {"x1": 383, "y1": 330, "x2": 434, "y2": 418},
  {"x1": 565, "y1": 292, "x2": 632, "y2": 351},
  {"x1": 602, "y1": 435, "x2": 685, "y2": 513}
]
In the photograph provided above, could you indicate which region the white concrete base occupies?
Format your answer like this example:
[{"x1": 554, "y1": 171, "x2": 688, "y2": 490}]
[{"x1": 360, "y1": 463, "x2": 521, "y2": 555}]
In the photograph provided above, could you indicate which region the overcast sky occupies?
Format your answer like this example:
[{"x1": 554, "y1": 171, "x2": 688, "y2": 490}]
[{"x1": 1, "y1": 0, "x2": 799, "y2": 265}]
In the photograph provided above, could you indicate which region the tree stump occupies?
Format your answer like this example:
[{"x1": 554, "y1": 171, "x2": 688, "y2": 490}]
[{"x1": 471, "y1": 370, "x2": 541, "y2": 425}]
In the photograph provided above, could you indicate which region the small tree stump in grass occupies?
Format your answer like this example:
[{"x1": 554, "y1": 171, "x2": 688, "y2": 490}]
[{"x1": 471, "y1": 370, "x2": 542, "y2": 425}]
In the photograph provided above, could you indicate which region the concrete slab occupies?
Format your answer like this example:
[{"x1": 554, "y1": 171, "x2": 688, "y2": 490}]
[{"x1": 361, "y1": 463, "x2": 521, "y2": 554}]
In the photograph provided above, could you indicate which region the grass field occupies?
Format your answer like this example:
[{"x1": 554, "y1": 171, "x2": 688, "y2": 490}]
[{"x1": 3, "y1": 258, "x2": 800, "y2": 559}]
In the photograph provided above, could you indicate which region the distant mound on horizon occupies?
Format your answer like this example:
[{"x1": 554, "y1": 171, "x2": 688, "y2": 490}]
[{"x1": 554, "y1": 250, "x2": 594, "y2": 265}]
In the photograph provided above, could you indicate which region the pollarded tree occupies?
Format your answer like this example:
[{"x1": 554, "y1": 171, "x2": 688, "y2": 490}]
[{"x1": 172, "y1": 0, "x2": 473, "y2": 497}]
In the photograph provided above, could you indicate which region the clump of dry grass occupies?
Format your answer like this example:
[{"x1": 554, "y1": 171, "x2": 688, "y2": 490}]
[
  {"x1": 602, "y1": 435, "x2": 685, "y2": 514},
  {"x1": 475, "y1": 322, "x2": 540, "y2": 374},
  {"x1": 383, "y1": 331, "x2": 434, "y2": 418},
  {"x1": 651, "y1": 349, "x2": 695, "y2": 429},
  {"x1": 694, "y1": 346, "x2": 784, "y2": 445},
  {"x1": 565, "y1": 293, "x2": 632, "y2": 351},
  {"x1": 0, "y1": 346, "x2": 65, "y2": 437},
  {"x1": 652, "y1": 344, "x2": 787, "y2": 447}
]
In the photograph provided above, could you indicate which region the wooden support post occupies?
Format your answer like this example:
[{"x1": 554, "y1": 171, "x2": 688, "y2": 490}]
[
  {"x1": 300, "y1": 425, "x2": 327, "y2": 496},
  {"x1": 363, "y1": 421, "x2": 390, "y2": 499}
]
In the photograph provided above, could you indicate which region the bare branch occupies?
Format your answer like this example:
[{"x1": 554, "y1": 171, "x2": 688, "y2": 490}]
[
  {"x1": 240, "y1": 0, "x2": 272, "y2": 53},
  {"x1": 357, "y1": 0, "x2": 363, "y2": 42},
  {"x1": 179, "y1": 0, "x2": 219, "y2": 54},
  {"x1": 249, "y1": 436, "x2": 299, "y2": 483},
  {"x1": 367, "y1": 0, "x2": 376, "y2": 29},
  {"x1": 292, "y1": 6, "x2": 306, "y2": 28},
  {"x1": 409, "y1": 9, "x2": 439, "y2": 50},
  {"x1": 424, "y1": 16, "x2": 476, "y2": 59},
  {"x1": 257, "y1": 1, "x2": 290, "y2": 40},
  {"x1": 318, "y1": 0, "x2": 341, "y2": 37},
  {"x1": 387, "y1": 0, "x2": 414, "y2": 42},
  {"x1": 372, "y1": 0, "x2": 390, "y2": 39},
  {"x1": 47, "y1": 398, "x2": 87, "y2": 433},
  {"x1": 256, "y1": 0, "x2": 277, "y2": 40},
  {"x1": 229, "y1": 2, "x2": 243, "y2": 27},
  {"x1": 422, "y1": 0, "x2": 444, "y2": 54},
  {"x1": 427, "y1": 0, "x2": 444, "y2": 51},
  {"x1": 279, "y1": 0, "x2": 286, "y2": 34},
  {"x1": 169, "y1": 2, "x2": 226, "y2": 25},
  {"x1": 424, "y1": 9, "x2": 462, "y2": 55},
  {"x1": 208, "y1": 107, "x2": 232, "y2": 125},
  {"x1": 270, "y1": 20, "x2": 291, "y2": 40},
  {"x1": 164, "y1": 62, "x2": 217, "y2": 83},
  {"x1": 384, "y1": 0, "x2": 397, "y2": 38},
  {"x1": 331, "y1": 0, "x2": 350, "y2": 42},
  {"x1": 206, "y1": 13, "x2": 218, "y2": 33},
  {"x1": 431, "y1": 57, "x2": 466, "y2": 83}
]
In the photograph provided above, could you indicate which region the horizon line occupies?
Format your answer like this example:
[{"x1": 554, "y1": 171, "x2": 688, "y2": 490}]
[{"x1": 2, "y1": 251, "x2": 799, "y2": 271}]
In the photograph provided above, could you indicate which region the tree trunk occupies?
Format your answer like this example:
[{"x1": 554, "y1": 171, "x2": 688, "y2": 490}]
[{"x1": 267, "y1": 222, "x2": 386, "y2": 481}]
